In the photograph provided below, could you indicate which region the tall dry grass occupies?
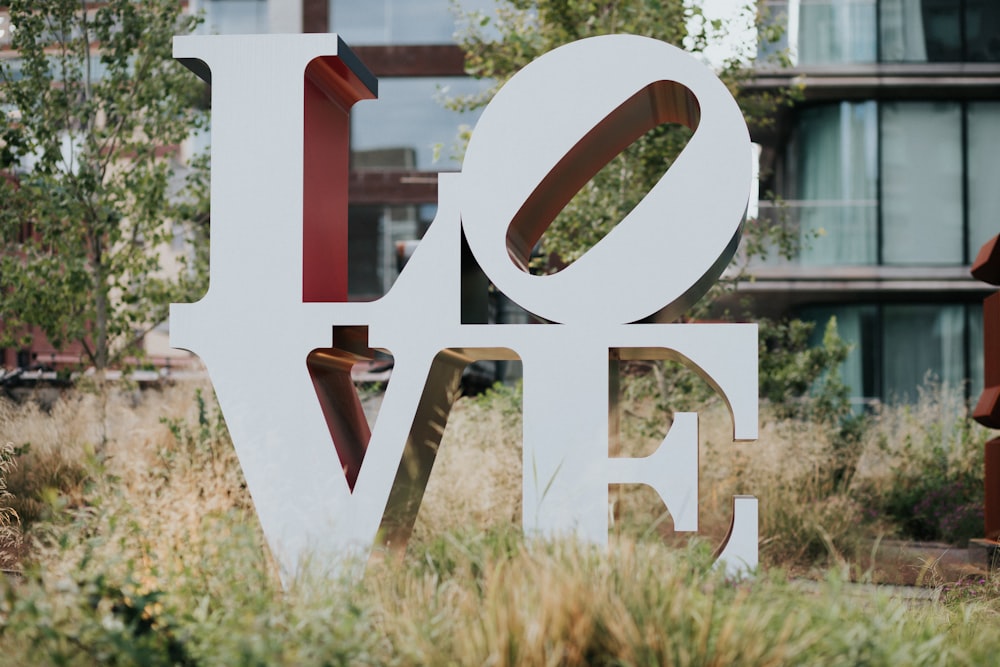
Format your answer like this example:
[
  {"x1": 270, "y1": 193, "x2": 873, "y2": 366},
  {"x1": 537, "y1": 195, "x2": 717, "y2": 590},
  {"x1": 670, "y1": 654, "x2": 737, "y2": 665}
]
[
  {"x1": 0, "y1": 380, "x2": 998, "y2": 664},
  {"x1": 412, "y1": 384, "x2": 522, "y2": 543},
  {"x1": 0, "y1": 440, "x2": 20, "y2": 568},
  {"x1": 403, "y1": 377, "x2": 988, "y2": 570},
  {"x1": 0, "y1": 382, "x2": 254, "y2": 577},
  {"x1": 3, "y1": 514, "x2": 999, "y2": 665},
  {"x1": 0, "y1": 377, "x2": 988, "y2": 572}
]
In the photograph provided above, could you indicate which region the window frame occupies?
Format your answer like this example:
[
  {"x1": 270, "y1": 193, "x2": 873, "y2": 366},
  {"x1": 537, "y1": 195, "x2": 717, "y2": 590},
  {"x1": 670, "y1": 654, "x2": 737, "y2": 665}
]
[{"x1": 783, "y1": 99, "x2": 998, "y2": 268}]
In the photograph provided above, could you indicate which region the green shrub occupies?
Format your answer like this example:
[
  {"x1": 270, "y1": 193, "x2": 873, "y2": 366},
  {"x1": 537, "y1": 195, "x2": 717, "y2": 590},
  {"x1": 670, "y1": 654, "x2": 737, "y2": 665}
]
[
  {"x1": 4, "y1": 385, "x2": 1000, "y2": 663},
  {"x1": 856, "y1": 384, "x2": 988, "y2": 545},
  {"x1": 6, "y1": 520, "x2": 1000, "y2": 666}
]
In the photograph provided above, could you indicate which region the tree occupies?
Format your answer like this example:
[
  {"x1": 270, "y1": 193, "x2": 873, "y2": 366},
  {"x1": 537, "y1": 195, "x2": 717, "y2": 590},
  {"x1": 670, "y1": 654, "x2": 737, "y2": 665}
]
[{"x1": 0, "y1": 0, "x2": 208, "y2": 372}]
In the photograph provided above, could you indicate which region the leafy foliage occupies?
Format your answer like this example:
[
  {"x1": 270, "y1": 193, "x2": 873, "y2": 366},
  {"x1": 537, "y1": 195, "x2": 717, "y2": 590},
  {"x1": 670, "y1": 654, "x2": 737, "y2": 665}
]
[
  {"x1": 866, "y1": 395, "x2": 987, "y2": 544},
  {"x1": 2, "y1": 385, "x2": 999, "y2": 665},
  {"x1": 617, "y1": 317, "x2": 855, "y2": 449},
  {"x1": 759, "y1": 316, "x2": 861, "y2": 432},
  {"x1": 760, "y1": 317, "x2": 869, "y2": 488},
  {"x1": 3, "y1": 515, "x2": 999, "y2": 666},
  {"x1": 0, "y1": 0, "x2": 208, "y2": 370}
]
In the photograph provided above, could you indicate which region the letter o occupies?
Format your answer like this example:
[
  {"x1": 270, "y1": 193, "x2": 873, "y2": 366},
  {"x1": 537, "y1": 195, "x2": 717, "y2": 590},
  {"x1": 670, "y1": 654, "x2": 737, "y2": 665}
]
[{"x1": 460, "y1": 35, "x2": 751, "y2": 325}]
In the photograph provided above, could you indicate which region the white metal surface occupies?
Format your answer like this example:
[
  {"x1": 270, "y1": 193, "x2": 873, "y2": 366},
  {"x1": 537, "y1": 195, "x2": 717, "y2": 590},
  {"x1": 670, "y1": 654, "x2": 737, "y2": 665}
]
[{"x1": 171, "y1": 34, "x2": 758, "y2": 581}]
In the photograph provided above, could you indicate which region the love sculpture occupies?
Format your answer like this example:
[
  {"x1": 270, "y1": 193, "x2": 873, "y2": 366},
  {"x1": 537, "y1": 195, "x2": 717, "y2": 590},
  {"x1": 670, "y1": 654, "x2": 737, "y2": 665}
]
[{"x1": 170, "y1": 34, "x2": 759, "y2": 580}]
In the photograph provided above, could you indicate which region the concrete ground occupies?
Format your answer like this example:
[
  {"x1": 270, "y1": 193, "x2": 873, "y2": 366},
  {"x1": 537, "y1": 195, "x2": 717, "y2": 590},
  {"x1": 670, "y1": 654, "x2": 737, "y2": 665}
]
[{"x1": 846, "y1": 539, "x2": 989, "y2": 588}]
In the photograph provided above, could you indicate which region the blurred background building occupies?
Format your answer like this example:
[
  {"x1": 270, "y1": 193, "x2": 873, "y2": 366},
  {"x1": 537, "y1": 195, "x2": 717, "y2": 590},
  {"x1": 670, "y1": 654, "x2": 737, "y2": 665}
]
[
  {"x1": 5, "y1": 0, "x2": 999, "y2": 406},
  {"x1": 748, "y1": 0, "x2": 1000, "y2": 406}
]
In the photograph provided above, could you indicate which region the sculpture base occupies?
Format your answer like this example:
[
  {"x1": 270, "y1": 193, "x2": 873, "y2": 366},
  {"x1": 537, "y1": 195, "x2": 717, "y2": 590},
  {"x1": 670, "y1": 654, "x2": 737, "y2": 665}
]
[{"x1": 968, "y1": 539, "x2": 1000, "y2": 570}]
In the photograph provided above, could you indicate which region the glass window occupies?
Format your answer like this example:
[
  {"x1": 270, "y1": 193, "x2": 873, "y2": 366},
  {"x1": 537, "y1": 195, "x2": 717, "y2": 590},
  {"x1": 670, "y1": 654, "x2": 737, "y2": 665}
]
[
  {"x1": 882, "y1": 304, "x2": 966, "y2": 400},
  {"x1": 797, "y1": 0, "x2": 877, "y2": 65},
  {"x1": 919, "y1": 0, "x2": 963, "y2": 60},
  {"x1": 351, "y1": 77, "x2": 492, "y2": 170},
  {"x1": 968, "y1": 102, "x2": 1000, "y2": 259},
  {"x1": 792, "y1": 102, "x2": 878, "y2": 265},
  {"x1": 770, "y1": 0, "x2": 1000, "y2": 63},
  {"x1": 800, "y1": 303, "x2": 981, "y2": 404},
  {"x1": 773, "y1": 101, "x2": 998, "y2": 268},
  {"x1": 802, "y1": 304, "x2": 879, "y2": 404},
  {"x1": 880, "y1": 0, "x2": 961, "y2": 62},
  {"x1": 330, "y1": 0, "x2": 495, "y2": 45},
  {"x1": 197, "y1": 0, "x2": 268, "y2": 35},
  {"x1": 881, "y1": 102, "x2": 963, "y2": 265},
  {"x1": 348, "y1": 204, "x2": 435, "y2": 300},
  {"x1": 965, "y1": 0, "x2": 1000, "y2": 61}
]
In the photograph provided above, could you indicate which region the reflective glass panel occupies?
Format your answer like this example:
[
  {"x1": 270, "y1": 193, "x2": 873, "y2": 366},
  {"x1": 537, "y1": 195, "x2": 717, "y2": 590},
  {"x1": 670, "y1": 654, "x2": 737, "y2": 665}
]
[
  {"x1": 330, "y1": 0, "x2": 495, "y2": 44},
  {"x1": 882, "y1": 304, "x2": 966, "y2": 401},
  {"x1": 880, "y1": 0, "x2": 960, "y2": 62},
  {"x1": 199, "y1": 0, "x2": 268, "y2": 35},
  {"x1": 347, "y1": 204, "x2": 435, "y2": 300},
  {"x1": 965, "y1": 0, "x2": 1000, "y2": 61},
  {"x1": 799, "y1": 303, "x2": 980, "y2": 404},
  {"x1": 791, "y1": 102, "x2": 878, "y2": 265},
  {"x1": 968, "y1": 102, "x2": 1000, "y2": 259},
  {"x1": 801, "y1": 304, "x2": 879, "y2": 404},
  {"x1": 351, "y1": 77, "x2": 492, "y2": 170},
  {"x1": 797, "y1": 0, "x2": 877, "y2": 64},
  {"x1": 881, "y1": 102, "x2": 963, "y2": 265}
]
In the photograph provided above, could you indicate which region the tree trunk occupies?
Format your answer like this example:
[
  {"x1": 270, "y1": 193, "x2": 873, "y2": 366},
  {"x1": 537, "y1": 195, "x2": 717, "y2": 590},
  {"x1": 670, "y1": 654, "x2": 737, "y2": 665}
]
[
  {"x1": 93, "y1": 235, "x2": 108, "y2": 371},
  {"x1": 92, "y1": 232, "x2": 110, "y2": 450}
]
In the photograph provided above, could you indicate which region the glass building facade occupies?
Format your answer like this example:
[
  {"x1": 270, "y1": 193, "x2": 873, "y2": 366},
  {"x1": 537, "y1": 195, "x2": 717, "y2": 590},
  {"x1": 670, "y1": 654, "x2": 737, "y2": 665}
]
[
  {"x1": 754, "y1": 0, "x2": 1000, "y2": 406},
  {"x1": 197, "y1": 0, "x2": 269, "y2": 34},
  {"x1": 350, "y1": 76, "x2": 492, "y2": 172},
  {"x1": 764, "y1": 0, "x2": 1000, "y2": 65},
  {"x1": 328, "y1": 0, "x2": 495, "y2": 300},
  {"x1": 800, "y1": 303, "x2": 982, "y2": 405},
  {"x1": 329, "y1": 0, "x2": 495, "y2": 45},
  {"x1": 779, "y1": 100, "x2": 1000, "y2": 267}
]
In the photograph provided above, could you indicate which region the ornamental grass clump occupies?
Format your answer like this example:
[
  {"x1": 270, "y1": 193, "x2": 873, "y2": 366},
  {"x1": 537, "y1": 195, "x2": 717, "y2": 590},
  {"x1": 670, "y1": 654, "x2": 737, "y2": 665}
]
[
  {"x1": 3, "y1": 384, "x2": 1000, "y2": 663},
  {"x1": 0, "y1": 394, "x2": 92, "y2": 528},
  {"x1": 852, "y1": 381, "x2": 989, "y2": 546},
  {"x1": 6, "y1": 514, "x2": 1000, "y2": 665},
  {"x1": 0, "y1": 440, "x2": 20, "y2": 568}
]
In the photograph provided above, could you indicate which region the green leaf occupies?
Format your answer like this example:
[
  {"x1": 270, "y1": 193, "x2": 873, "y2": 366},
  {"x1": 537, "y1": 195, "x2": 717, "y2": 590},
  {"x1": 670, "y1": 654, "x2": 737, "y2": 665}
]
[{"x1": 0, "y1": 0, "x2": 208, "y2": 371}]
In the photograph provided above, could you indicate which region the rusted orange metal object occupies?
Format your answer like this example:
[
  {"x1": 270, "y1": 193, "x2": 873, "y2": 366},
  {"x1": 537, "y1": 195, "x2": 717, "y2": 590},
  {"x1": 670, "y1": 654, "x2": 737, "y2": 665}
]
[{"x1": 972, "y1": 234, "x2": 1000, "y2": 540}]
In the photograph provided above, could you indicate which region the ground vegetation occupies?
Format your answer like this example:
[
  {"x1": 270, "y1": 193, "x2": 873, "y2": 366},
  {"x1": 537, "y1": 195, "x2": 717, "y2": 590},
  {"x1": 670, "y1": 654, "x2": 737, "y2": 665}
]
[{"x1": 0, "y1": 381, "x2": 995, "y2": 664}]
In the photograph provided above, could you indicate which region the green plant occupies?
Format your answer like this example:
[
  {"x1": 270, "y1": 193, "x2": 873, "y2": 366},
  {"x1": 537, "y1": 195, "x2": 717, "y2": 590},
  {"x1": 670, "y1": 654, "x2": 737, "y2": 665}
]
[
  {"x1": 879, "y1": 439, "x2": 984, "y2": 544},
  {"x1": 854, "y1": 382, "x2": 987, "y2": 545},
  {"x1": 470, "y1": 379, "x2": 522, "y2": 422},
  {"x1": 1, "y1": 567, "x2": 195, "y2": 666},
  {"x1": 617, "y1": 316, "x2": 857, "y2": 449},
  {"x1": 0, "y1": 0, "x2": 208, "y2": 371},
  {"x1": 8, "y1": 385, "x2": 1000, "y2": 663},
  {"x1": 760, "y1": 316, "x2": 868, "y2": 489},
  {"x1": 13, "y1": 517, "x2": 1000, "y2": 665},
  {"x1": 940, "y1": 574, "x2": 1000, "y2": 608},
  {"x1": 158, "y1": 389, "x2": 233, "y2": 480}
]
